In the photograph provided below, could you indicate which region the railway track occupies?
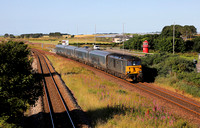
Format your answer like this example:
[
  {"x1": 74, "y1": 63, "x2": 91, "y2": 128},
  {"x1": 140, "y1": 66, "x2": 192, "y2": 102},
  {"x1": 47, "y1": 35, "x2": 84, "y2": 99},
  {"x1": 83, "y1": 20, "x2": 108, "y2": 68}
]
[
  {"x1": 105, "y1": 71, "x2": 200, "y2": 119},
  {"x1": 136, "y1": 82, "x2": 200, "y2": 117},
  {"x1": 53, "y1": 52, "x2": 200, "y2": 121},
  {"x1": 103, "y1": 69, "x2": 200, "y2": 120},
  {"x1": 32, "y1": 49, "x2": 76, "y2": 128},
  {"x1": 108, "y1": 70, "x2": 200, "y2": 120}
]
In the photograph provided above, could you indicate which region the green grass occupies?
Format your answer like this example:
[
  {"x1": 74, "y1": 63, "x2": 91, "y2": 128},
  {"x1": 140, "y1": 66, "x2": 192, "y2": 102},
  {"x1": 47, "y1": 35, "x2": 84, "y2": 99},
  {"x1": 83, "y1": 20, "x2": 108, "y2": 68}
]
[
  {"x1": 178, "y1": 52, "x2": 199, "y2": 61},
  {"x1": 47, "y1": 54, "x2": 197, "y2": 128},
  {"x1": 155, "y1": 75, "x2": 200, "y2": 102}
]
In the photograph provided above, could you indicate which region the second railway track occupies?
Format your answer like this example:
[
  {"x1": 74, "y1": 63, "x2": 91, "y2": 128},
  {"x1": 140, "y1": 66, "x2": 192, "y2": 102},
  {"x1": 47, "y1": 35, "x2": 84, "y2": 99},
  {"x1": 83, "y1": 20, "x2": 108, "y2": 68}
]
[
  {"x1": 33, "y1": 49, "x2": 76, "y2": 128},
  {"x1": 136, "y1": 82, "x2": 200, "y2": 119},
  {"x1": 52, "y1": 51, "x2": 200, "y2": 121}
]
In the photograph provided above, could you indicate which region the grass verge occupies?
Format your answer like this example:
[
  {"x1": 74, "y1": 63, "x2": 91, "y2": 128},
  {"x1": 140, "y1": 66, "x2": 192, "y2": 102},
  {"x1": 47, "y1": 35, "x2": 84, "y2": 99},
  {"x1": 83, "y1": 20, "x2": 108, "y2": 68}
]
[{"x1": 47, "y1": 54, "x2": 198, "y2": 128}]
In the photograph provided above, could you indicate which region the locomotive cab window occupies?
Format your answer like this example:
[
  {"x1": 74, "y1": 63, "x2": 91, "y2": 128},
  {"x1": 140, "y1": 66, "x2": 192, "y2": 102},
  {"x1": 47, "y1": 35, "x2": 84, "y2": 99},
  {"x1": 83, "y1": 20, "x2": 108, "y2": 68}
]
[
  {"x1": 127, "y1": 61, "x2": 132, "y2": 66},
  {"x1": 127, "y1": 61, "x2": 141, "y2": 66},
  {"x1": 133, "y1": 61, "x2": 141, "y2": 65}
]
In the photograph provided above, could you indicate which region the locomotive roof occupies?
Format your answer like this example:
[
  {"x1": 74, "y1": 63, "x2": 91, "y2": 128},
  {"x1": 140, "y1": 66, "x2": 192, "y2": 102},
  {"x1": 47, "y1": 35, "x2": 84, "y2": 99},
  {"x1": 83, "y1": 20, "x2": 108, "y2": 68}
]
[
  {"x1": 75, "y1": 47, "x2": 92, "y2": 52},
  {"x1": 64, "y1": 45, "x2": 78, "y2": 50},
  {"x1": 56, "y1": 45, "x2": 66, "y2": 48},
  {"x1": 89, "y1": 50, "x2": 111, "y2": 57},
  {"x1": 108, "y1": 53, "x2": 141, "y2": 60}
]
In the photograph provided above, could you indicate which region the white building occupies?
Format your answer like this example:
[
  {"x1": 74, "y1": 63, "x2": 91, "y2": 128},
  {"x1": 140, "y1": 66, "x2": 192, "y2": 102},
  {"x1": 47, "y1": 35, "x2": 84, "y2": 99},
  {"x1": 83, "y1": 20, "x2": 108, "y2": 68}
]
[
  {"x1": 62, "y1": 40, "x2": 69, "y2": 45},
  {"x1": 112, "y1": 35, "x2": 131, "y2": 43}
]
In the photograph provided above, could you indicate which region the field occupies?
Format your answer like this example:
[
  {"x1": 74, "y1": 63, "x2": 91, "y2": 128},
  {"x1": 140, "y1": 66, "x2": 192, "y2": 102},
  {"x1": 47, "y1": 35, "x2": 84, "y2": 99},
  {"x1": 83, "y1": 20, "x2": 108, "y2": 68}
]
[
  {"x1": 27, "y1": 34, "x2": 112, "y2": 45},
  {"x1": 47, "y1": 54, "x2": 197, "y2": 128}
]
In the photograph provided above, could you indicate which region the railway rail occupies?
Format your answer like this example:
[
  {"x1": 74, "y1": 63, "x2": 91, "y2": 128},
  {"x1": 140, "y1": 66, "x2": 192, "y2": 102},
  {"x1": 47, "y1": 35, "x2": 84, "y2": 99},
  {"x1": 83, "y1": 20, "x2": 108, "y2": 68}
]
[
  {"x1": 109, "y1": 70, "x2": 200, "y2": 120},
  {"x1": 104, "y1": 68, "x2": 200, "y2": 120},
  {"x1": 108, "y1": 73, "x2": 200, "y2": 119},
  {"x1": 137, "y1": 82, "x2": 200, "y2": 117},
  {"x1": 54, "y1": 52, "x2": 200, "y2": 121},
  {"x1": 32, "y1": 49, "x2": 76, "y2": 128}
]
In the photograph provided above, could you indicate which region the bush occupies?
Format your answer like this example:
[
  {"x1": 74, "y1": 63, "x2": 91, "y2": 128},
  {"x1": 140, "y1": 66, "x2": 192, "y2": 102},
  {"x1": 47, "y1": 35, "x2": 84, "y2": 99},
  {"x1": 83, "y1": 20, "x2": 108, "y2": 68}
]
[
  {"x1": 0, "y1": 41, "x2": 43, "y2": 124},
  {"x1": 142, "y1": 53, "x2": 171, "y2": 66},
  {"x1": 142, "y1": 53, "x2": 199, "y2": 97},
  {"x1": 177, "y1": 72, "x2": 200, "y2": 87},
  {"x1": 142, "y1": 53, "x2": 195, "y2": 76},
  {"x1": 156, "y1": 56, "x2": 194, "y2": 76},
  {"x1": 192, "y1": 37, "x2": 200, "y2": 52}
]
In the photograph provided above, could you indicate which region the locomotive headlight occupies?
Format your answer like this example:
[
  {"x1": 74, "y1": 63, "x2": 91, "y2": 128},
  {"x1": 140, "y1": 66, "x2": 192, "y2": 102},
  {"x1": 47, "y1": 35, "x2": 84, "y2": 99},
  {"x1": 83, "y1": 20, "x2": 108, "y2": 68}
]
[{"x1": 127, "y1": 71, "x2": 130, "y2": 73}]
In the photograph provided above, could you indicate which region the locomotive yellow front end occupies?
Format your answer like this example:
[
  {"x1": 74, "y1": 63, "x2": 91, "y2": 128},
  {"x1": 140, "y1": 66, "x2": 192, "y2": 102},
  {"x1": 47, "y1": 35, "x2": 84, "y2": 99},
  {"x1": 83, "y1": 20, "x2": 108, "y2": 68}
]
[{"x1": 126, "y1": 60, "x2": 143, "y2": 81}]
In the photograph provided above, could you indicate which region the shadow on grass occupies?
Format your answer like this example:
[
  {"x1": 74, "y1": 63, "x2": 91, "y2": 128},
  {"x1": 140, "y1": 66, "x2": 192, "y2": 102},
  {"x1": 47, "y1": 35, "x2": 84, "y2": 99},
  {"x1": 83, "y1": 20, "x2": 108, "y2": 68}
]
[
  {"x1": 87, "y1": 105, "x2": 132, "y2": 127},
  {"x1": 23, "y1": 109, "x2": 91, "y2": 128}
]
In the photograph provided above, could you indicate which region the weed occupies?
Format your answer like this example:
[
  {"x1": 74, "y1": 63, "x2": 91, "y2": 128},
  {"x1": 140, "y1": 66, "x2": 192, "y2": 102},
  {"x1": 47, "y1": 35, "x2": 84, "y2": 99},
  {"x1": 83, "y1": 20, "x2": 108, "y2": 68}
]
[{"x1": 116, "y1": 90, "x2": 128, "y2": 95}]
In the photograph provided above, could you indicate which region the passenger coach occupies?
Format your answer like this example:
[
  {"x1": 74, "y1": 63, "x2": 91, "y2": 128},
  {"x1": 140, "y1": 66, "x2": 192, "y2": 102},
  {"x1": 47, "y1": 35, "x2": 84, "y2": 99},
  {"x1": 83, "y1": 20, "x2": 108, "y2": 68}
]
[{"x1": 55, "y1": 45, "x2": 143, "y2": 81}]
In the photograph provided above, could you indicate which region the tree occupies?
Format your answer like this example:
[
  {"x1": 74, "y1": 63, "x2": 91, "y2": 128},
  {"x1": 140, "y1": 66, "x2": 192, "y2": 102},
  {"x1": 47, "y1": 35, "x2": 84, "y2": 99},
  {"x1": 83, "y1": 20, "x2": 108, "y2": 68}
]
[
  {"x1": 160, "y1": 25, "x2": 181, "y2": 38},
  {"x1": 161, "y1": 25, "x2": 197, "y2": 39},
  {"x1": 4, "y1": 33, "x2": 9, "y2": 38},
  {"x1": 49, "y1": 32, "x2": 62, "y2": 37},
  {"x1": 154, "y1": 37, "x2": 185, "y2": 53},
  {"x1": 0, "y1": 41, "x2": 43, "y2": 124},
  {"x1": 9, "y1": 34, "x2": 15, "y2": 38},
  {"x1": 123, "y1": 34, "x2": 159, "y2": 51},
  {"x1": 122, "y1": 25, "x2": 197, "y2": 53},
  {"x1": 192, "y1": 37, "x2": 200, "y2": 52}
]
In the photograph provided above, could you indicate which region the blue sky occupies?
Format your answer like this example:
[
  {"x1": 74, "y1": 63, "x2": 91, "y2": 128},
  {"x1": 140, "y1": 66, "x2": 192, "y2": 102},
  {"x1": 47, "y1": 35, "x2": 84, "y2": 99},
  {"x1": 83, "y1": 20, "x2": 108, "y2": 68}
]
[{"x1": 0, "y1": 0, "x2": 199, "y2": 35}]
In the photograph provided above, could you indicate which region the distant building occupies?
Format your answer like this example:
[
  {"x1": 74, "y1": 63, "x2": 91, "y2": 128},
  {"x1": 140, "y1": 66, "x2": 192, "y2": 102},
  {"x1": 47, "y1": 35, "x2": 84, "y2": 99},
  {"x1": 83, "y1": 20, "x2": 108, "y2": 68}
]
[
  {"x1": 112, "y1": 35, "x2": 132, "y2": 43},
  {"x1": 62, "y1": 40, "x2": 69, "y2": 45},
  {"x1": 96, "y1": 34, "x2": 132, "y2": 43}
]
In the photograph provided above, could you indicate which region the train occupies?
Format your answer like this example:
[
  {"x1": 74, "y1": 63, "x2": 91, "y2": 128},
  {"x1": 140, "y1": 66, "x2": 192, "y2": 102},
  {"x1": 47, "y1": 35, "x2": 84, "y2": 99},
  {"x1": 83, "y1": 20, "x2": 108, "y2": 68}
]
[{"x1": 55, "y1": 45, "x2": 143, "y2": 81}]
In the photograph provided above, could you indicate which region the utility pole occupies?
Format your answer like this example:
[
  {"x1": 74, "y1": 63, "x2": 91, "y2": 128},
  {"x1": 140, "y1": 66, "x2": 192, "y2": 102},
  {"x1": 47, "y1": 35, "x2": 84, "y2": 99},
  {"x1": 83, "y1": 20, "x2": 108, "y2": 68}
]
[
  {"x1": 123, "y1": 23, "x2": 125, "y2": 55},
  {"x1": 173, "y1": 23, "x2": 175, "y2": 54},
  {"x1": 77, "y1": 25, "x2": 78, "y2": 47},
  {"x1": 95, "y1": 24, "x2": 96, "y2": 44}
]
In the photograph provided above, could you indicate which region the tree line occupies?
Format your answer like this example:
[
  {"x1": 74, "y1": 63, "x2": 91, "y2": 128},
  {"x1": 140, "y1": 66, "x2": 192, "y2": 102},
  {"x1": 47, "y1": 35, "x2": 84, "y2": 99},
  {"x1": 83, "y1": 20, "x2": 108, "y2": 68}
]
[
  {"x1": 3, "y1": 33, "x2": 15, "y2": 38},
  {"x1": 123, "y1": 25, "x2": 199, "y2": 53},
  {"x1": 3, "y1": 32, "x2": 70, "y2": 38}
]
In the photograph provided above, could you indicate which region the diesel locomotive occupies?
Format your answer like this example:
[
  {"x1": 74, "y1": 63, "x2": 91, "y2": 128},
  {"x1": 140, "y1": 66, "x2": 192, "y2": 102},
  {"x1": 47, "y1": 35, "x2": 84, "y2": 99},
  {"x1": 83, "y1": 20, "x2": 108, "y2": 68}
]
[{"x1": 55, "y1": 45, "x2": 143, "y2": 81}]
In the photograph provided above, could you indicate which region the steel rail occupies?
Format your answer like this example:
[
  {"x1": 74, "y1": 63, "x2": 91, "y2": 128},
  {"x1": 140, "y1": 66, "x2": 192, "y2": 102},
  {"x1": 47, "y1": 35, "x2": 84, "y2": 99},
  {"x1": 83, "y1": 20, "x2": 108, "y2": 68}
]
[
  {"x1": 102, "y1": 68, "x2": 200, "y2": 118},
  {"x1": 33, "y1": 51, "x2": 55, "y2": 128},
  {"x1": 95, "y1": 64, "x2": 200, "y2": 118},
  {"x1": 133, "y1": 82, "x2": 200, "y2": 118},
  {"x1": 139, "y1": 82, "x2": 200, "y2": 108},
  {"x1": 33, "y1": 49, "x2": 76, "y2": 128}
]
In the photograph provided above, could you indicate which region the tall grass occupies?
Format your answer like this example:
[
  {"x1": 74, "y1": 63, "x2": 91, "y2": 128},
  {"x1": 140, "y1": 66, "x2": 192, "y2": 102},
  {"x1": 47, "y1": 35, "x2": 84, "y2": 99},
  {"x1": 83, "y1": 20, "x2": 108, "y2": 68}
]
[
  {"x1": 155, "y1": 75, "x2": 200, "y2": 101},
  {"x1": 47, "y1": 55, "x2": 197, "y2": 128}
]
